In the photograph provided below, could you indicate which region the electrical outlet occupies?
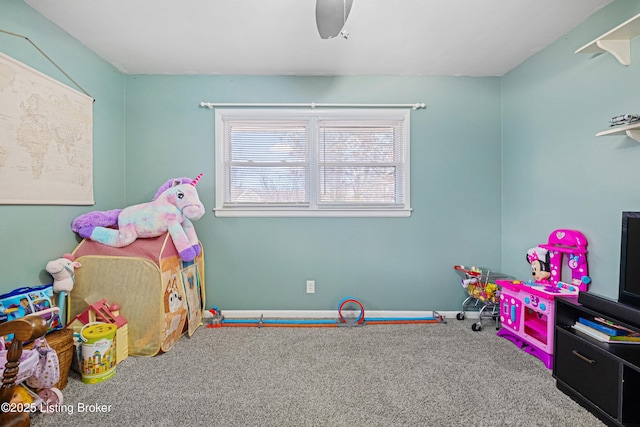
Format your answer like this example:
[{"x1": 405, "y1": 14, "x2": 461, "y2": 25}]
[{"x1": 306, "y1": 280, "x2": 315, "y2": 294}]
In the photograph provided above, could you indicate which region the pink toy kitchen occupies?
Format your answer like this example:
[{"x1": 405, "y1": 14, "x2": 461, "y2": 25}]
[{"x1": 496, "y1": 229, "x2": 591, "y2": 369}]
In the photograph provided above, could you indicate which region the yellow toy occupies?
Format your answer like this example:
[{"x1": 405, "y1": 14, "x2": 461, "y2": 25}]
[
  {"x1": 10, "y1": 384, "x2": 34, "y2": 406},
  {"x1": 484, "y1": 283, "x2": 498, "y2": 301},
  {"x1": 466, "y1": 282, "x2": 499, "y2": 302}
]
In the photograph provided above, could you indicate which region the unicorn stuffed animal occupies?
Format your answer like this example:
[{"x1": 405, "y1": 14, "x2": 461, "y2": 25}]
[
  {"x1": 71, "y1": 174, "x2": 205, "y2": 262},
  {"x1": 46, "y1": 254, "x2": 81, "y2": 293}
]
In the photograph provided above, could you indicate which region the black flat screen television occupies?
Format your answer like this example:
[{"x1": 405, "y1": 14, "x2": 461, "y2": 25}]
[{"x1": 619, "y1": 211, "x2": 640, "y2": 308}]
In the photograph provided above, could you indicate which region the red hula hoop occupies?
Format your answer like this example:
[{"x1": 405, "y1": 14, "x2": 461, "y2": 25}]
[{"x1": 338, "y1": 298, "x2": 365, "y2": 324}]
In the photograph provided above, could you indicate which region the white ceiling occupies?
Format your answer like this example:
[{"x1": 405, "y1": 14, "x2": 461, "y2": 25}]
[{"x1": 25, "y1": 0, "x2": 613, "y2": 76}]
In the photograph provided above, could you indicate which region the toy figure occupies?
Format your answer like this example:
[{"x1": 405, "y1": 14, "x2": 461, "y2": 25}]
[
  {"x1": 526, "y1": 247, "x2": 551, "y2": 284},
  {"x1": 164, "y1": 276, "x2": 185, "y2": 340},
  {"x1": 19, "y1": 298, "x2": 32, "y2": 315}
]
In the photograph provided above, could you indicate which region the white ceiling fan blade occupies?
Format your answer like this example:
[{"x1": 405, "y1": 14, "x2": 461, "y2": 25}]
[{"x1": 316, "y1": 0, "x2": 353, "y2": 39}]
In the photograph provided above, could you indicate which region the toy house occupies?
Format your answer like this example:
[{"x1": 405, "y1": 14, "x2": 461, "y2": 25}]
[{"x1": 67, "y1": 299, "x2": 129, "y2": 364}]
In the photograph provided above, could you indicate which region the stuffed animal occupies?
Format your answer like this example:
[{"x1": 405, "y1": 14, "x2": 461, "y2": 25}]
[
  {"x1": 71, "y1": 174, "x2": 205, "y2": 262},
  {"x1": 46, "y1": 254, "x2": 81, "y2": 293}
]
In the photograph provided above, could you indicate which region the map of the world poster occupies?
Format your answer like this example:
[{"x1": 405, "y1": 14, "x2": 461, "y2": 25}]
[{"x1": 0, "y1": 51, "x2": 93, "y2": 205}]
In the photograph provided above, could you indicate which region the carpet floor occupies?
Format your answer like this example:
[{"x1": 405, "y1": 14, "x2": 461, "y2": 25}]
[{"x1": 29, "y1": 317, "x2": 605, "y2": 427}]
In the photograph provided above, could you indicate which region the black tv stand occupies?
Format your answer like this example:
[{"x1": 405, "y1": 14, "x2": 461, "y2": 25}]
[{"x1": 554, "y1": 293, "x2": 640, "y2": 426}]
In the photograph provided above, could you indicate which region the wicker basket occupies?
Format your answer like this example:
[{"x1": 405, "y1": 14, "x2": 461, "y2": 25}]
[{"x1": 25, "y1": 328, "x2": 74, "y2": 390}]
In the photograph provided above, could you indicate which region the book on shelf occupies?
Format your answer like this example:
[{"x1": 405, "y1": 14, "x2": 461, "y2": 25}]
[
  {"x1": 572, "y1": 321, "x2": 640, "y2": 344},
  {"x1": 610, "y1": 335, "x2": 640, "y2": 342},
  {"x1": 594, "y1": 316, "x2": 638, "y2": 335},
  {"x1": 573, "y1": 322, "x2": 613, "y2": 342},
  {"x1": 578, "y1": 317, "x2": 627, "y2": 336},
  {"x1": 589, "y1": 316, "x2": 640, "y2": 341}
]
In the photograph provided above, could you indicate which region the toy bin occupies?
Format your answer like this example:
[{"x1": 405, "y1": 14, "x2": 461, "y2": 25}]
[{"x1": 80, "y1": 323, "x2": 117, "y2": 384}]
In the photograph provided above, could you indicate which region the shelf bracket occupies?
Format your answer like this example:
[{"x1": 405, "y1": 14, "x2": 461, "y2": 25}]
[
  {"x1": 595, "y1": 39, "x2": 631, "y2": 65},
  {"x1": 575, "y1": 13, "x2": 640, "y2": 66},
  {"x1": 626, "y1": 129, "x2": 640, "y2": 143}
]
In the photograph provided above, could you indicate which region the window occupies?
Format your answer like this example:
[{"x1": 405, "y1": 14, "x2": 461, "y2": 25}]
[{"x1": 214, "y1": 109, "x2": 411, "y2": 217}]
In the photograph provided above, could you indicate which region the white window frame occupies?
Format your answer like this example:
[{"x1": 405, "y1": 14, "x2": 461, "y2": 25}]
[{"x1": 214, "y1": 108, "x2": 411, "y2": 217}]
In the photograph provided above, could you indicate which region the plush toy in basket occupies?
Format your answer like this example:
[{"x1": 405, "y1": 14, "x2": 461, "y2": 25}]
[
  {"x1": 1, "y1": 335, "x2": 64, "y2": 413},
  {"x1": 24, "y1": 328, "x2": 74, "y2": 390}
]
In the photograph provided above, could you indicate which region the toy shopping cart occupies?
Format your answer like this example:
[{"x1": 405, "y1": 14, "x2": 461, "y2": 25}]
[{"x1": 453, "y1": 265, "x2": 514, "y2": 331}]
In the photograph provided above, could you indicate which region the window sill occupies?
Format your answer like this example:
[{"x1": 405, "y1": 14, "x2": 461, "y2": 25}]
[{"x1": 213, "y1": 208, "x2": 412, "y2": 218}]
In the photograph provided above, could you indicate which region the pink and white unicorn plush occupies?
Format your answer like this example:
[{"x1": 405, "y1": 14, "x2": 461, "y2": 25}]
[
  {"x1": 46, "y1": 253, "x2": 81, "y2": 293},
  {"x1": 71, "y1": 174, "x2": 205, "y2": 262}
]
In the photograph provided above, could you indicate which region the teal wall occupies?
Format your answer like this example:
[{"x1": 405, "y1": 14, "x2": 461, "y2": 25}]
[
  {"x1": 124, "y1": 75, "x2": 502, "y2": 310},
  {"x1": 0, "y1": 1, "x2": 125, "y2": 294},
  {"x1": 4, "y1": 0, "x2": 638, "y2": 312},
  {"x1": 501, "y1": 0, "x2": 640, "y2": 300}
]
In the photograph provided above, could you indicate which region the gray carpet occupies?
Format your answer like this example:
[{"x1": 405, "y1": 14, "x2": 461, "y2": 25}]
[{"x1": 29, "y1": 318, "x2": 604, "y2": 427}]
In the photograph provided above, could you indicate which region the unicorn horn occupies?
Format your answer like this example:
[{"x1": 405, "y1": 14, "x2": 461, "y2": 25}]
[{"x1": 191, "y1": 173, "x2": 203, "y2": 186}]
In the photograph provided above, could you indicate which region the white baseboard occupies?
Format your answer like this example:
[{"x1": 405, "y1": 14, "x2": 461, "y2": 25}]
[{"x1": 220, "y1": 310, "x2": 481, "y2": 320}]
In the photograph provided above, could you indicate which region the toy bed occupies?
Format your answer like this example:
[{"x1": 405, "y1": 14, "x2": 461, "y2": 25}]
[{"x1": 68, "y1": 232, "x2": 205, "y2": 356}]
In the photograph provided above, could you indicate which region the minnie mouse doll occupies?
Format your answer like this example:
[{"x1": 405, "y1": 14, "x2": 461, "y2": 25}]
[{"x1": 526, "y1": 247, "x2": 551, "y2": 284}]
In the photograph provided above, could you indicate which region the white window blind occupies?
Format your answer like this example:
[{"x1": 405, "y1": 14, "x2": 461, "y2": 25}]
[
  {"x1": 317, "y1": 119, "x2": 405, "y2": 207},
  {"x1": 224, "y1": 120, "x2": 310, "y2": 206},
  {"x1": 215, "y1": 109, "x2": 411, "y2": 217}
]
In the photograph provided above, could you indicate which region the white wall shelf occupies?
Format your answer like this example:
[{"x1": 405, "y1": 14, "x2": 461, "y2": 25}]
[
  {"x1": 596, "y1": 122, "x2": 640, "y2": 143},
  {"x1": 575, "y1": 13, "x2": 640, "y2": 65}
]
